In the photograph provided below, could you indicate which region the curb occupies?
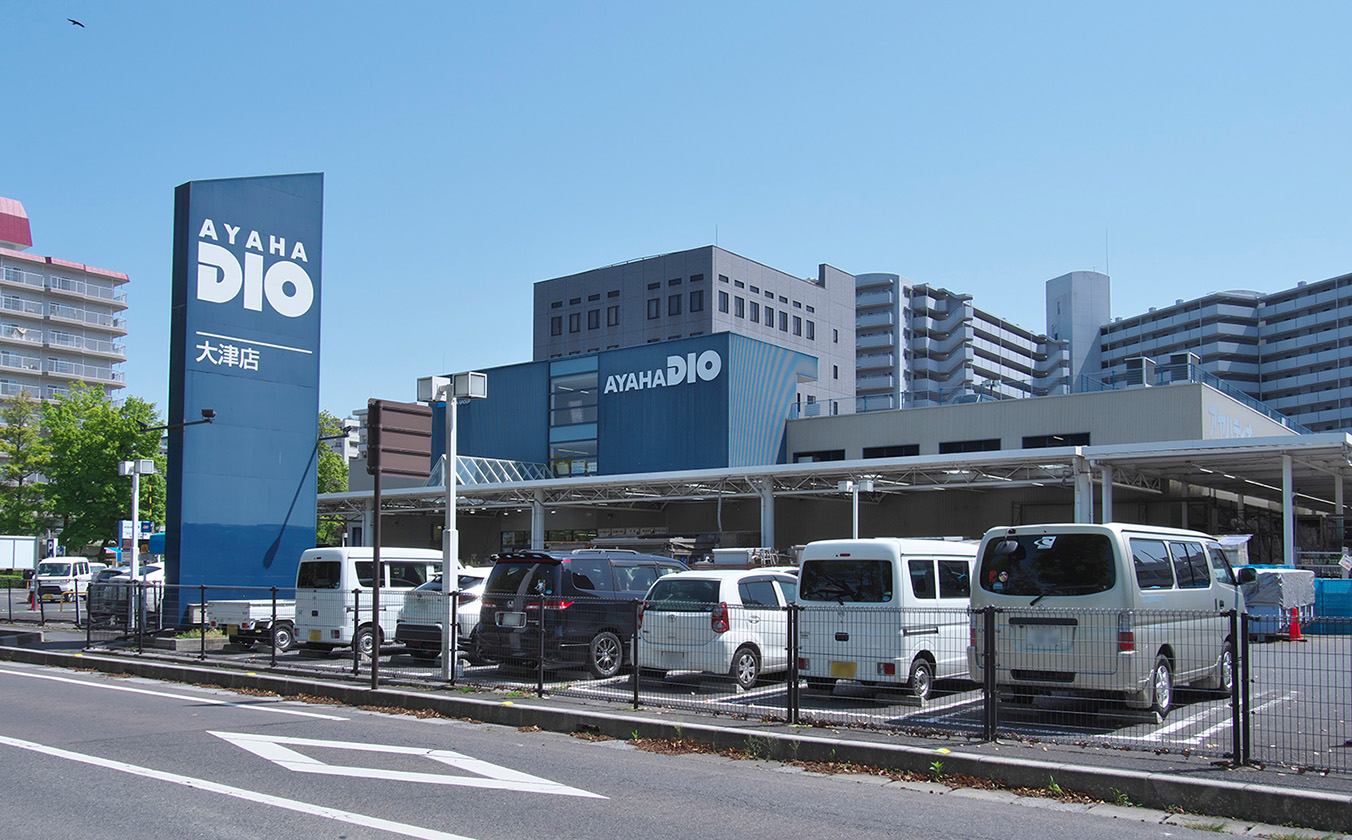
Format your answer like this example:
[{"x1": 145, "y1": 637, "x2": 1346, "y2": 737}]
[{"x1": 3, "y1": 645, "x2": 1348, "y2": 834}]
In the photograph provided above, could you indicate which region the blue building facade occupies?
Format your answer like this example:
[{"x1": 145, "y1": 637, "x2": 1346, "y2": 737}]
[{"x1": 439, "y1": 333, "x2": 817, "y2": 476}]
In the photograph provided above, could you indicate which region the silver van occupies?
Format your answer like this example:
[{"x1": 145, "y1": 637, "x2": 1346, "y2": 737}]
[{"x1": 967, "y1": 523, "x2": 1242, "y2": 717}]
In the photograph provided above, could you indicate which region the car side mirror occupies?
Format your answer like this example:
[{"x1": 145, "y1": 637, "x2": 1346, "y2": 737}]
[{"x1": 1237, "y1": 567, "x2": 1257, "y2": 585}]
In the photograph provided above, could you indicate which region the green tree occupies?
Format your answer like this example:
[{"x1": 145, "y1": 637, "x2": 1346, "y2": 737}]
[
  {"x1": 0, "y1": 391, "x2": 50, "y2": 534},
  {"x1": 43, "y1": 383, "x2": 162, "y2": 553},
  {"x1": 316, "y1": 410, "x2": 349, "y2": 546}
]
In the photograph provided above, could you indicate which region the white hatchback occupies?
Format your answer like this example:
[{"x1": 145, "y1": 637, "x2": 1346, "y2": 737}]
[{"x1": 637, "y1": 569, "x2": 797, "y2": 689}]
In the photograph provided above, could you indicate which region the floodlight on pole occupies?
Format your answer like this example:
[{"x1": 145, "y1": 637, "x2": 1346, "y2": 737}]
[{"x1": 417, "y1": 372, "x2": 487, "y2": 680}]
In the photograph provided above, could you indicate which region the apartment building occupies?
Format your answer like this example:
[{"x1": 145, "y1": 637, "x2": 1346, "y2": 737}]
[{"x1": 0, "y1": 197, "x2": 127, "y2": 401}]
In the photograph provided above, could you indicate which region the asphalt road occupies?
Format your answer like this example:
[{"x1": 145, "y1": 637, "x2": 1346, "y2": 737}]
[{"x1": 0, "y1": 659, "x2": 1200, "y2": 840}]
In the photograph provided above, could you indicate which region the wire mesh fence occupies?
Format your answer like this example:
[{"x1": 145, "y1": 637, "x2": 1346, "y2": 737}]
[{"x1": 15, "y1": 587, "x2": 1345, "y2": 774}]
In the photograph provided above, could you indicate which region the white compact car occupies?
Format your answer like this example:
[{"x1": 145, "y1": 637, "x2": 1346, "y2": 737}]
[
  {"x1": 637, "y1": 568, "x2": 797, "y2": 689},
  {"x1": 394, "y1": 569, "x2": 490, "y2": 661}
]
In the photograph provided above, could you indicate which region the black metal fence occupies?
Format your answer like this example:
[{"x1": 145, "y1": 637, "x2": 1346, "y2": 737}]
[{"x1": 29, "y1": 586, "x2": 1347, "y2": 774}]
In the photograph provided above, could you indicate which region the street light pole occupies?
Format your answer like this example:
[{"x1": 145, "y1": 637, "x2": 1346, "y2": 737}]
[{"x1": 418, "y1": 372, "x2": 487, "y2": 680}]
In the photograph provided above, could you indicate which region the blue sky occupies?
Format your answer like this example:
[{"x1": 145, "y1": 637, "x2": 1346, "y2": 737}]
[{"x1": 5, "y1": 2, "x2": 1349, "y2": 419}]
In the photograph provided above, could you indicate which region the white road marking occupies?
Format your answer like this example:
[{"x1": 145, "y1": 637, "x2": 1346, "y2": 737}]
[
  {"x1": 0, "y1": 667, "x2": 347, "y2": 720},
  {"x1": 211, "y1": 731, "x2": 606, "y2": 798},
  {"x1": 0, "y1": 733, "x2": 475, "y2": 840}
]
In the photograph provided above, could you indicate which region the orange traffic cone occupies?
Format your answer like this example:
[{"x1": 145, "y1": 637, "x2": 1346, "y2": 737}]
[
  {"x1": 1289, "y1": 607, "x2": 1303, "y2": 641},
  {"x1": 27, "y1": 589, "x2": 35, "y2": 611}
]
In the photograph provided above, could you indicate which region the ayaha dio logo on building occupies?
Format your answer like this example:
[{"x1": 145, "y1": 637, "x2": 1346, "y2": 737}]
[
  {"x1": 194, "y1": 219, "x2": 315, "y2": 318},
  {"x1": 604, "y1": 350, "x2": 722, "y2": 394}
]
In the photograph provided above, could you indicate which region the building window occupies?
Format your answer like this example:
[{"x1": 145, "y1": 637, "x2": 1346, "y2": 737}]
[
  {"x1": 806, "y1": 305, "x2": 815, "y2": 313},
  {"x1": 832, "y1": 365, "x2": 838, "y2": 380},
  {"x1": 551, "y1": 301, "x2": 563, "y2": 309},
  {"x1": 778, "y1": 295, "x2": 787, "y2": 303},
  {"x1": 1022, "y1": 433, "x2": 1091, "y2": 449},
  {"x1": 863, "y1": 444, "x2": 920, "y2": 459},
  {"x1": 735, "y1": 297, "x2": 745, "y2": 318},
  {"x1": 750, "y1": 286, "x2": 759, "y2": 294},
  {"x1": 588, "y1": 294, "x2": 600, "y2": 302},
  {"x1": 668, "y1": 294, "x2": 682, "y2": 316},
  {"x1": 607, "y1": 305, "x2": 619, "y2": 326},
  {"x1": 669, "y1": 277, "x2": 681, "y2": 286},
  {"x1": 608, "y1": 289, "x2": 620, "y2": 298},
  {"x1": 718, "y1": 291, "x2": 729, "y2": 313},
  {"x1": 793, "y1": 315, "x2": 802, "y2": 336},
  {"x1": 735, "y1": 280, "x2": 745, "y2": 289},
  {"x1": 764, "y1": 290, "x2": 774, "y2": 299},
  {"x1": 793, "y1": 449, "x2": 845, "y2": 463},
  {"x1": 550, "y1": 316, "x2": 562, "y2": 336},
  {"x1": 587, "y1": 309, "x2": 599, "y2": 330},
  {"x1": 806, "y1": 320, "x2": 815, "y2": 340},
  {"x1": 833, "y1": 329, "x2": 839, "y2": 344},
  {"x1": 750, "y1": 301, "x2": 760, "y2": 323},
  {"x1": 568, "y1": 312, "x2": 580, "y2": 333},
  {"x1": 779, "y1": 311, "x2": 788, "y2": 331},
  {"x1": 793, "y1": 300, "x2": 802, "y2": 309},
  {"x1": 646, "y1": 282, "x2": 660, "y2": 291},
  {"x1": 647, "y1": 298, "x2": 660, "y2": 320},
  {"x1": 939, "y1": 438, "x2": 1001, "y2": 454},
  {"x1": 719, "y1": 274, "x2": 729, "y2": 284},
  {"x1": 765, "y1": 306, "x2": 774, "y2": 327},
  {"x1": 691, "y1": 274, "x2": 704, "y2": 283},
  {"x1": 690, "y1": 289, "x2": 704, "y2": 312}
]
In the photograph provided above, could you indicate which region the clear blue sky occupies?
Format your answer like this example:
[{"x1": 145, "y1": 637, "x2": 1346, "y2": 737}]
[{"x1": 6, "y1": 2, "x2": 1349, "y2": 419}]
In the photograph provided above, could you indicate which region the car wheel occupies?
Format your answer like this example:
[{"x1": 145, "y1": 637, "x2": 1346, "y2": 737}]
[
  {"x1": 1215, "y1": 641, "x2": 1235, "y2": 696},
  {"x1": 730, "y1": 645, "x2": 761, "y2": 690},
  {"x1": 805, "y1": 677, "x2": 836, "y2": 692},
  {"x1": 908, "y1": 658, "x2": 935, "y2": 701},
  {"x1": 355, "y1": 625, "x2": 380, "y2": 658},
  {"x1": 587, "y1": 630, "x2": 623, "y2": 678},
  {"x1": 1150, "y1": 654, "x2": 1174, "y2": 718},
  {"x1": 272, "y1": 622, "x2": 296, "y2": 652}
]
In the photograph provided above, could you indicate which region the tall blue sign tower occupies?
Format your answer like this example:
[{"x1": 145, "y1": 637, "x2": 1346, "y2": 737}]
[{"x1": 168, "y1": 173, "x2": 323, "y2": 591}]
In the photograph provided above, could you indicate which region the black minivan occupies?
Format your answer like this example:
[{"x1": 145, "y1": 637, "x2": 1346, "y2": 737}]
[{"x1": 477, "y1": 550, "x2": 686, "y2": 677}]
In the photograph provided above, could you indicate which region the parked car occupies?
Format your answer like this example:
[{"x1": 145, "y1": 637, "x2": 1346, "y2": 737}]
[
  {"x1": 394, "y1": 569, "x2": 490, "y2": 661},
  {"x1": 31, "y1": 558, "x2": 107, "y2": 602},
  {"x1": 797, "y1": 538, "x2": 977, "y2": 700},
  {"x1": 477, "y1": 550, "x2": 687, "y2": 677},
  {"x1": 87, "y1": 564, "x2": 167, "y2": 624},
  {"x1": 967, "y1": 523, "x2": 1242, "y2": 718},
  {"x1": 636, "y1": 568, "x2": 798, "y2": 689}
]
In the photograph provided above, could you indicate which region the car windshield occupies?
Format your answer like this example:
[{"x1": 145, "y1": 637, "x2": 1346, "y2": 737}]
[
  {"x1": 978, "y1": 533, "x2": 1116, "y2": 597},
  {"x1": 36, "y1": 562, "x2": 72, "y2": 576},
  {"x1": 645, "y1": 578, "x2": 720, "y2": 610},
  {"x1": 799, "y1": 559, "x2": 893, "y2": 603}
]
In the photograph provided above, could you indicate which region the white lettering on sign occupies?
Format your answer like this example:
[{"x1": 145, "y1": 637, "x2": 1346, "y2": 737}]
[
  {"x1": 1208, "y1": 407, "x2": 1254, "y2": 439},
  {"x1": 604, "y1": 350, "x2": 722, "y2": 394},
  {"x1": 196, "y1": 218, "x2": 314, "y2": 318}
]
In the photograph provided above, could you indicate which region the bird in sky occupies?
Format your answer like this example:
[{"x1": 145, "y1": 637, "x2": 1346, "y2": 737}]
[{"x1": 68, "y1": 18, "x2": 84, "y2": 27}]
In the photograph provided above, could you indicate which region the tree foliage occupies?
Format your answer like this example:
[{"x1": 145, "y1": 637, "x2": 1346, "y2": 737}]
[
  {"x1": 0, "y1": 392, "x2": 50, "y2": 534},
  {"x1": 317, "y1": 410, "x2": 350, "y2": 546},
  {"x1": 44, "y1": 383, "x2": 163, "y2": 551}
]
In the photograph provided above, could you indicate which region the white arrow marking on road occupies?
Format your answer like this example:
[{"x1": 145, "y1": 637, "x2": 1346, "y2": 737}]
[
  {"x1": 0, "y1": 733, "x2": 475, "y2": 840},
  {"x1": 210, "y1": 731, "x2": 606, "y2": 798},
  {"x1": 0, "y1": 668, "x2": 347, "y2": 720}
]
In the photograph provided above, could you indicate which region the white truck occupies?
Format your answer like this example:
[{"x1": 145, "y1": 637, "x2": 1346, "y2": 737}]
[
  {"x1": 206, "y1": 598, "x2": 298, "y2": 651},
  {"x1": 0, "y1": 536, "x2": 38, "y2": 572}
]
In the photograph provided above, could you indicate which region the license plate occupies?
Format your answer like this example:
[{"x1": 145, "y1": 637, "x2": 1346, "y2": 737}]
[
  {"x1": 829, "y1": 660, "x2": 857, "y2": 679},
  {"x1": 309, "y1": 630, "x2": 321, "y2": 642},
  {"x1": 1025, "y1": 626, "x2": 1064, "y2": 649},
  {"x1": 660, "y1": 651, "x2": 684, "y2": 668},
  {"x1": 498, "y1": 612, "x2": 525, "y2": 628}
]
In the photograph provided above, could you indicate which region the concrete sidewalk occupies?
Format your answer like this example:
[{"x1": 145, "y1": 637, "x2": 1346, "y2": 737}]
[{"x1": 0, "y1": 631, "x2": 1348, "y2": 835}]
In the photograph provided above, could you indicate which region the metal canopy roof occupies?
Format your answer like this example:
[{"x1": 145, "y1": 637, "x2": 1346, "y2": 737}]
[{"x1": 318, "y1": 432, "x2": 1352, "y2": 519}]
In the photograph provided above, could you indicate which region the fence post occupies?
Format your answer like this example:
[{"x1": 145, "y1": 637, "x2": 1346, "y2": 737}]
[
  {"x1": 448, "y1": 589, "x2": 459, "y2": 686},
  {"x1": 270, "y1": 587, "x2": 279, "y2": 668},
  {"x1": 1228, "y1": 609, "x2": 1241, "y2": 765},
  {"x1": 351, "y1": 588, "x2": 361, "y2": 677},
  {"x1": 631, "y1": 599, "x2": 641, "y2": 711},
  {"x1": 787, "y1": 604, "x2": 800, "y2": 725},
  {"x1": 982, "y1": 605, "x2": 998, "y2": 742},
  {"x1": 1240, "y1": 611, "x2": 1251, "y2": 766},
  {"x1": 536, "y1": 593, "x2": 545, "y2": 698},
  {"x1": 136, "y1": 583, "x2": 145, "y2": 654},
  {"x1": 74, "y1": 584, "x2": 81, "y2": 628},
  {"x1": 198, "y1": 585, "x2": 206, "y2": 660}
]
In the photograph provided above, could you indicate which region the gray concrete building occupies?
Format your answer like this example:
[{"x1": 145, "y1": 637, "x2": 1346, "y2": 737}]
[{"x1": 532, "y1": 246, "x2": 858, "y2": 416}]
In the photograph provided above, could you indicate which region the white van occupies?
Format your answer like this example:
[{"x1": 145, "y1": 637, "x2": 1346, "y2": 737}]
[
  {"x1": 967, "y1": 523, "x2": 1242, "y2": 717},
  {"x1": 293, "y1": 547, "x2": 453, "y2": 656},
  {"x1": 796, "y1": 538, "x2": 977, "y2": 700}
]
